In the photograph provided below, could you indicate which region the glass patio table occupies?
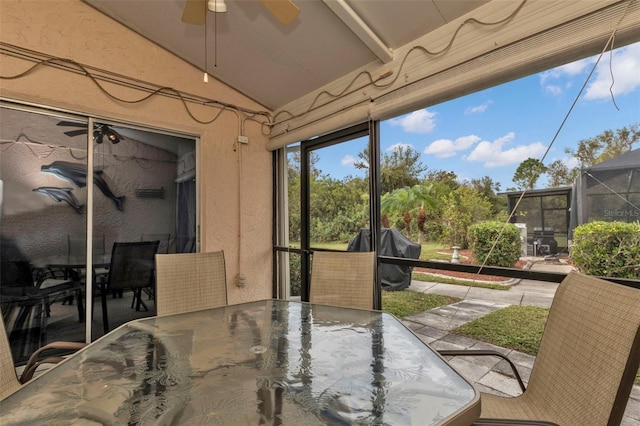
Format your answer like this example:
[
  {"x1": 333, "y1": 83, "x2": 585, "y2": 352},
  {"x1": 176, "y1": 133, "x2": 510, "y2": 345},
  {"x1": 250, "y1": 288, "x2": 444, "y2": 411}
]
[{"x1": 0, "y1": 299, "x2": 480, "y2": 425}]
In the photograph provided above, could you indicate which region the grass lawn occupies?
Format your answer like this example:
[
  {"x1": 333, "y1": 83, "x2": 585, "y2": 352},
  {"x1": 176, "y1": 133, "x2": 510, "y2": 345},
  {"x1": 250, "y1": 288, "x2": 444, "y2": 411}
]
[
  {"x1": 453, "y1": 305, "x2": 548, "y2": 355},
  {"x1": 412, "y1": 272, "x2": 509, "y2": 290},
  {"x1": 453, "y1": 305, "x2": 640, "y2": 384},
  {"x1": 381, "y1": 290, "x2": 459, "y2": 318},
  {"x1": 418, "y1": 243, "x2": 452, "y2": 261}
]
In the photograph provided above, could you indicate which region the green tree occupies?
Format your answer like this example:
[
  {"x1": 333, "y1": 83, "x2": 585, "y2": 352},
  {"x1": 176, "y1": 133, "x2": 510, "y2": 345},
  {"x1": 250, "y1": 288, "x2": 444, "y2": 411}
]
[
  {"x1": 441, "y1": 186, "x2": 493, "y2": 248},
  {"x1": 426, "y1": 170, "x2": 459, "y2": 191},
  {"x1": 309, "y1": 176, "x2": 369, "y2": 243},
  {"x1": 545, "y1": 159, "x2": 576, "y2": 187},
  {"x1": 287, "y1": 151, "x2": 321, "y2": 242},
  {"x1": 380, "y1": 184, "x2": 435, "y2": 242},
  {"x1": 513, "y1": 158, "x2": 547, "y2": 190},
  {"x1": 546, "y1": 124, "x2": 639, "y2": 188},
  {"x1": 470, "y1": 176, "x2": 506, "y2": 217},
  {"x1": 566, "y1": 124, "x2": 640, "y2": 168},
  {"x1": 356, "y1": 145, "x2": 428, "y2": 194}
]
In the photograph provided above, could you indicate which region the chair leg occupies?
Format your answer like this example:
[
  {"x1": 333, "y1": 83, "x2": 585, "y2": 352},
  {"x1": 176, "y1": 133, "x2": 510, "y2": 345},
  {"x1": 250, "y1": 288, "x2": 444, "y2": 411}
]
[
  {"x1": 131, "y1": 288, "x2": 148, "y2": 312},
  {"x1": 101, "y1": 290, "x2": 109, "y2": 334},
  {"x1": 75, "y1": 288, "x2": 84, "y2": 322}
]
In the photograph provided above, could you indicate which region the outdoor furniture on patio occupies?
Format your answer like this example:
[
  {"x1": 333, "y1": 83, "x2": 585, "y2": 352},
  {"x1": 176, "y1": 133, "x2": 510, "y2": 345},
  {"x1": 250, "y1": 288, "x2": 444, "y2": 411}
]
[
  {"x1": 155, "y1": 251, "x2": 227, "y2": 316},
  {"x1": 1, "y1": 312, "x2": 85, "y2": 400},
  {"x1": 94, "y1": 241, "x2": 159, "y2": 333},
  {"x1": 0, "y1": 300, "x2": 480, "y2": 424},
  {"x1": 309, "y1": 250, "x2": 376, "y2": 310},
  {"x1": 1, "y1": 260, "x2": 84, "y2": 363},
  {"x1": 439, "y1": 271, "x2": 640, "y2": 425},
  {"x1": 348, "y1": 228, "x2": 421, "y2": 290}
]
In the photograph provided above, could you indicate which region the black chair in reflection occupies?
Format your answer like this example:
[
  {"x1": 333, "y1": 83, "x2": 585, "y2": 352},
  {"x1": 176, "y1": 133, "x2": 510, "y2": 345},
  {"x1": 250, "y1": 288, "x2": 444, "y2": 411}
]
[
  {"x1": 95, "y1": 241, "x2": 159, "y2": 333},
  {"x1": 1, "y1": 260, "x2": 83, "y2": 363},
  {"x1": 139, "y1": 233, "x2": 171, "y2": 302},
  {"x1": 140, "y1": 233, "x2": 171, "y2": 254}
]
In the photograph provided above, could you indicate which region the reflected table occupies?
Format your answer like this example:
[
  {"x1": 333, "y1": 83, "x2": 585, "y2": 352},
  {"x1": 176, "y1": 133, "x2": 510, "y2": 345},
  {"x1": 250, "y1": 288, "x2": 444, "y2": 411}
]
[{"x1": 0, "y1": 300, "x2": 480, "y2": 425}]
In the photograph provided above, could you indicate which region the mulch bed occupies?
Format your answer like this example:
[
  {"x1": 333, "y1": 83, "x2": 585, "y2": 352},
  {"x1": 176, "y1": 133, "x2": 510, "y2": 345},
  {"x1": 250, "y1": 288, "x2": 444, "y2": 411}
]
[{"x1": 415, "y1": 249, "x2": 528, "y2": 282}]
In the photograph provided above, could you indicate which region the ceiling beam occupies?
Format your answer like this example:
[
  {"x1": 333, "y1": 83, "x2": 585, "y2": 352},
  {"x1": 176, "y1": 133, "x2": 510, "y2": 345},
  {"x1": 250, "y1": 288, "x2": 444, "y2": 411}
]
[{"x1": 322, "y1": 0, "x2": 394, "y2": 64}]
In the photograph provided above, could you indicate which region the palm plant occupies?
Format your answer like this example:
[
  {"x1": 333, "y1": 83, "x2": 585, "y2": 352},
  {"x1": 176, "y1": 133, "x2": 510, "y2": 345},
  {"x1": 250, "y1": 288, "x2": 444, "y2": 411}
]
[{"x1": 381, "y1": 184, "x2": 436, "y2": 242}]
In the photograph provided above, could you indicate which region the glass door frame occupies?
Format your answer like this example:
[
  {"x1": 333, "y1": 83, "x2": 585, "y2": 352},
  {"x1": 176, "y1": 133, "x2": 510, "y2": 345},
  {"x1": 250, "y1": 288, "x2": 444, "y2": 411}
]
[{"x1": 296, "y1": 121, "x2": 382, "y2": 308}]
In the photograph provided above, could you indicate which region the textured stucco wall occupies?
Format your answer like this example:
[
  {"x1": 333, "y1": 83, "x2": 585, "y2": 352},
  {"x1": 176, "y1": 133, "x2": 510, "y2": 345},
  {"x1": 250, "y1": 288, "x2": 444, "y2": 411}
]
[
  {"x1": 0, "y1": 0, "x2": 273, "y2": 304},
  {"x1": 0, "y1": 107, "x2": 179, "y2": 260}
]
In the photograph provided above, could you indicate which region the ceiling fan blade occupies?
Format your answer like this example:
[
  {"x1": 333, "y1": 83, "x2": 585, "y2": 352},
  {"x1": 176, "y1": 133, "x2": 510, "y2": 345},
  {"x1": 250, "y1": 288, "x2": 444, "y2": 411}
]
[
  {"x1": 261, "y1": 0, "x2": 300, "y2": 25},
  {"x1": 182, "y1": 0, "x2": 206, "y2": 25},
  {"x1": 57, "y1": 121, "x2": 86, "y2": 128},
  {"x1": 64, "y1": 129, "x2": 89, "y2": 137}
]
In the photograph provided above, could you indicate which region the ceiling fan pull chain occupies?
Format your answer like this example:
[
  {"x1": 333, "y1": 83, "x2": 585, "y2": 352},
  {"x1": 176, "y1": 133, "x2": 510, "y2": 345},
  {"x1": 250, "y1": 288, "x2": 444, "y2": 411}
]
[
  {"x1": 214, "y1": 9, "x2": 218, "y2": 68},
  {"x1": 204, "y1": 10, "x2": 209, "y2": 83}
]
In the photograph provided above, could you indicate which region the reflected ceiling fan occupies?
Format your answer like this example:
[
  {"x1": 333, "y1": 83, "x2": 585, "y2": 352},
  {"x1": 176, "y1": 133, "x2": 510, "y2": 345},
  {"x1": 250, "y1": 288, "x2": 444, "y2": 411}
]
[
  {"x1": 181, "y1": 0, "x2": 300, "y2": 26},
  {"x1": 57, "y1": 121, "x2": 124, "y2": 144}
]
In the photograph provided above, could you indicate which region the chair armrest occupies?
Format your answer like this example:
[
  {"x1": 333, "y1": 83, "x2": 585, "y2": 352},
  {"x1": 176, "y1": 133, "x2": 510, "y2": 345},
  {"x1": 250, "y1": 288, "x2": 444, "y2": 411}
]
[
  {"x1": 438, "y1": 349, "x2": 526, "y2": 393},
  {"x1": 20, "y1": 341, "x2": 86, "y2": 383},
  {"x1": 473, "y1": 419, "x2": 559, "y2": 425}
]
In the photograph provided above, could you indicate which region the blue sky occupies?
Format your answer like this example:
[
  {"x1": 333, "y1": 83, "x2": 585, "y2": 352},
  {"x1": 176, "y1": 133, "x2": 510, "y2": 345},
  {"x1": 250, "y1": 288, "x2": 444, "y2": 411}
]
[{"x1": 319, "y1": 41, "x2": 640, "y2": 191}]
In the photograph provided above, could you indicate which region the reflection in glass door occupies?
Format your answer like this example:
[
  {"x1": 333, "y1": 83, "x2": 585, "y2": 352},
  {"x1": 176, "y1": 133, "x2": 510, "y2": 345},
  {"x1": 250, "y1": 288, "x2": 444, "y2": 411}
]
[
  {"x1": 0, "y1": 103, "x2": 198, "y2": 364},
  {"x1": 90, "y1": 121, "x2": 196, "y2": 339},
  {"x1": 0, "y1": 107, "x2": 89, "y2": 362}
]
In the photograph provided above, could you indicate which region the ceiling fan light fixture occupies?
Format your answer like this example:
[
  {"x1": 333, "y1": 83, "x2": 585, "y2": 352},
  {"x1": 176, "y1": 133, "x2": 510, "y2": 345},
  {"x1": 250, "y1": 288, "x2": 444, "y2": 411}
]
[
  {"x1": 207, "y1": 0, "x2": 227, "y2": 13},
  {"x1": 106, "y1": 129, "x2": 120, "y2": 144}
]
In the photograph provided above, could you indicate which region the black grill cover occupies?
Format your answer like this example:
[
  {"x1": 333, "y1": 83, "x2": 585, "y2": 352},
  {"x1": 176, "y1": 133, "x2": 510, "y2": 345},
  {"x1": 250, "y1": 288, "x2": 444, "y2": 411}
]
[{"x1": 347, "y1": 228, "x2": 421, "y2": 291}]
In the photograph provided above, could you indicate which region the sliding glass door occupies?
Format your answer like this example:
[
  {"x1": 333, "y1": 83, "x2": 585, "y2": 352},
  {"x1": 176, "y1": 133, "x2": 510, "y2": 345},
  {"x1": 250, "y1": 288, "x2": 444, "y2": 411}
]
[
  {"x1": 0, "y1": 102, "x2": 198, "y2": 362},
  {"x1": 275, "y1": 123, "x2": 376, "y2": 303}
]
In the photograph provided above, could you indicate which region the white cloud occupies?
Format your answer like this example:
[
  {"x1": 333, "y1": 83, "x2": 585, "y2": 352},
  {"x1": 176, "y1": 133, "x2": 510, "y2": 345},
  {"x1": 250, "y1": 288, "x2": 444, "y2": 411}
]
[
  {"x1": 341, "y1": 155, "x2": 356, "y2": 167},
  {"x1": 464, "y1": 132, "x2": 547, "y2": 167},
  {"x1": 424, "y1": 135, "x2": 480, "y2": 158},
  {"x1": 539, "y1": 42, "x2": 640, "y2": 99},
  {"x1": 564, "y1": 156, "x2": 580, "y2": 170},
  {"x1": 540, "y1": 57, "x2": 593, "y2": 85},
  {"x1": 464, "y1": 101, "x2": 492, "y2": 115},
  {"x1": 389, "y1": 109, "x2": 436, "y2": 133},
  {"x1": 544, "y1": 85, "x2": 563, "y2": 96},
  {"x1": 387, "y1": 142, "x2": 414, "y2": 152},
  {"x1": 585, "y1": 42, "x2": 640, "y2": 100}
]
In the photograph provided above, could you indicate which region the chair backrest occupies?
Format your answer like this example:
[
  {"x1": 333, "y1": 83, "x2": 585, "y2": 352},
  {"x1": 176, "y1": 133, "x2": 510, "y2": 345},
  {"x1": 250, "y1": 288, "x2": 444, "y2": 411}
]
[
  {"x1": 141, "y1": 233, "x2": 171, "y2": 254},
  {"x1": 526, "y1": 271, "x2": 640, "y2": 425},
  {"x1": 0, "y1": 318, "x2": 21, "y2": 400},
  {"x1": 309, "y1": 251, "x2": 375, "y2": 310},
  {"x1": 155, "y1": 251, "x2": 227, "y2": 316},
  {"x1": 107, "y1": 241, "x2": 160, "y2": 291}
]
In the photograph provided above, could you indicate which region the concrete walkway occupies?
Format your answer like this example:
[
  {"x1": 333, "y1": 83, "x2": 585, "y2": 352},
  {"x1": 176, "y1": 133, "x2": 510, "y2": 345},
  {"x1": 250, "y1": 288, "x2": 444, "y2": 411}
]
[{"x1": 401, "y1": 261, "x2": 640, "y2": 425}]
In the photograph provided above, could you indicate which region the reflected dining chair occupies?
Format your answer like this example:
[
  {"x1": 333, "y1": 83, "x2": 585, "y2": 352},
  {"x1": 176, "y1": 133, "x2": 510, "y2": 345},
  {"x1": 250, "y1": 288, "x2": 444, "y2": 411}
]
[
  {"x1": 309, "y1": 251, "x2": 376, "y2": 310},
  {"x1": 155, "y1": 251, "x2": 227, "y2": 316},
  {"x1": 95, "y1": 241, "x2": 159, "y2": 333},
  {"x1": 140, "y1": 233, "x2": 171, "y2": 254},
  {"x1": 1, "y1": 260, "x2": 83, "y2": 362},
  {"x1": 1, "y1": 316, "x2": 85, "y2": 400},
  {"x1": 441, "y1": 272, "x2": 640, "y2": 426},
  {"x1": 138, "y1": 233, "x2": 171, "y2": 302}
]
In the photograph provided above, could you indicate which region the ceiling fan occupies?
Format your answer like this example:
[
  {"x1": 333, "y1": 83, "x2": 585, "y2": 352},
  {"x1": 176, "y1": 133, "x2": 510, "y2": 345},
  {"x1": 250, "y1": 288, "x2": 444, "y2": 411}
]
[
  {"x1": 57, "y1": 121, "x2": 124, "y2": 144},
  {"x1": 181, "y1": 0, "x2": 300, "y2": 26}
]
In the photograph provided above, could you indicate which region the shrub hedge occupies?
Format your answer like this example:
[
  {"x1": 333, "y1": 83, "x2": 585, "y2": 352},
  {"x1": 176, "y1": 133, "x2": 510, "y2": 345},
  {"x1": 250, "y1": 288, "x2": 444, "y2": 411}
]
[
  {"x1": 468, "y1": 221, "x2": 521, "y2": 268},
  {"x1": 571, "y1": 221, "x2": 640, "y2": 279}
]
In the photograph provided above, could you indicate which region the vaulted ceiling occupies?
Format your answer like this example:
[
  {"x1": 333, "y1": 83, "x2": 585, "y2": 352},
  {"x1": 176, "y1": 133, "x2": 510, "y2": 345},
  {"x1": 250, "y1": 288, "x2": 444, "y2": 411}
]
[
  {"x1": 82, "y1": 0, "x2": 639, "y2": 148},
  {"x1": 84, "y1": 0, "x2": 489, "y2": 111}
]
